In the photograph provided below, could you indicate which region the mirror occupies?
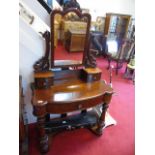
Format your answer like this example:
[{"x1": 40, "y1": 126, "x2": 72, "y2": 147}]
[{"x1": 50, "y1": 9, "x2": 91, "y2": 68}]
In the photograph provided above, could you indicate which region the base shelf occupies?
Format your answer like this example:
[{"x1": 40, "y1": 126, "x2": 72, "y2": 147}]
[{"x1": 45, "y1": 110, "x2": 99, "y2": 133}]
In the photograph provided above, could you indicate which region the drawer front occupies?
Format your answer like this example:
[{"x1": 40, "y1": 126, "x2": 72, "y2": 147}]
[
  {"x1": 47, "y1": 95, "x2": 104, "y2": 114},
  {"x1": 35, "y1": 77, "x2": 53, "y2": 89},
  {"x1": 87, "y1": 73, "x2": 101, "y2": 82}
]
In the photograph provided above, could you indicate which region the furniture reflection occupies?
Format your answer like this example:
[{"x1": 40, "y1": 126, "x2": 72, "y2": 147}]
[
  {"x1": 32, "y1": 9, "x2": 114, "y2": 153},
  {"x1": 62, "y1": 20, "x2": 87, "y2": 47},
  {"x1": 90, "y1": 31, "x2": 105, "y2": 56},
  {"x1": 52, "y1": 10, "x2": 88, "y2": 67},
  {"x1": 54, "y1": 14, "x2": 87, "y2": 49},
  {"x1": 95, "y1": 16, "x2": 105, "y2": 33},
  {"x1": 65, "y1": 29, "x2": 86, "y2": 52},
  {"x1": 102, "y1": 13, "x2": 135, "y2": 74},
  {"x1": 104, "y1": 13, "x2": 131, "y2": 40}
]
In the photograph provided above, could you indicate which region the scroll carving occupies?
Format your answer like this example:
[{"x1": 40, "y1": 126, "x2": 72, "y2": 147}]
[
  {"x1": 33, "y1": 31, "x2": 50, "y2": 72},
  {"x1": 84, "y1": 34, "x2": 98, "y2": 68}
]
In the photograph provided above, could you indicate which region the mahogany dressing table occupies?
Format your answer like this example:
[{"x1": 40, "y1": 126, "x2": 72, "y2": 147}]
[{"x1": 32, "y1": 9, "x2": 114, "y2": 153}]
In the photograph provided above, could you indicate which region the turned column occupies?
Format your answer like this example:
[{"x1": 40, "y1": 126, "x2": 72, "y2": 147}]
[
  {"x1": 96, "y1": 103, "x2": 109, "y2": 135},
  {"x1": 37, "y1": 115, "x2": 49, "y2": 153}
]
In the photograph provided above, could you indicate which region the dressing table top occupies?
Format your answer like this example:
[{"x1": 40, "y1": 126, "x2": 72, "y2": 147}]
[{"x1": 32, "y1": 79, "x2": 113, "y2": 106}]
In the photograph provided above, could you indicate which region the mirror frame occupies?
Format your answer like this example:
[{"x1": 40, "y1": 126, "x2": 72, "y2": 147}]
[{"x1": 50, "y1": 8, "x2": 91, "y2": 68}]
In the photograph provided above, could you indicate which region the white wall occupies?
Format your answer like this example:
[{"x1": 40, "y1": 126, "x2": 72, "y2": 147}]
[
  {"x1": 19, "y1": 17, "x2": 45, "y2": 123},
  {"x1": 78, "y1": 0, "x2": 135, "y2": 21},
  {"x1": 19, "y1": 0, "x2": 135, "y2": 124},
  {"x1": 21, "y1": 0, "x2": 50, "y2": 26}
]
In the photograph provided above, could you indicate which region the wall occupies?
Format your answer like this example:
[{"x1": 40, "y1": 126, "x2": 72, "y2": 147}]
[
  {"x1": 21, "y1": 0, "x2": 50, "y2": 26},
  {"x1": 78, "y1": 0, "x2": 135, "y2": 21},
  {"x1": 19, "y1": 17, "x2": 46, "y2": 123}
]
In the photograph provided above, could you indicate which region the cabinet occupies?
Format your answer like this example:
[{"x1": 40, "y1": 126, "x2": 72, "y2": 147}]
[{"x1": 104, "y1": 13, "x2": 131, "y2": 40}]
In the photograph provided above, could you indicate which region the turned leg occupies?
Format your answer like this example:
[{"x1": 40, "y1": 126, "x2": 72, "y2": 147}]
[
  {"x1": 107, "y1": 58, "x2": 111, "y2": 70},
  {"x1": 95, "y1": 103, "x2": 109, "y2": 135},
  {"x1": 37, "y1": 116, "x2": 49, "y2": 153},
  {"x1": 88, "y1": 103, "x2": 109, "y2": 136}
]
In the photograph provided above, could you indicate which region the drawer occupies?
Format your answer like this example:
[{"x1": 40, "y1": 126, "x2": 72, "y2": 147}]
[
  {"x1": 34, "y1": 71, "x2": 54, "y2": 89},
  {"x1": 81, "y1": 68, "x2": 102, "y2": 82},
  {"x1": 47, "y1": 95, "x2": 104, "y2": 114},
  {"x1": 87, "y1": 73, "x2": 101, "y2": 82}
]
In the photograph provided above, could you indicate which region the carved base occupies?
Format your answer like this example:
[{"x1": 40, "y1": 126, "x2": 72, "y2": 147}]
[
  {"x1": 37, "y1": 116, "x2": 49, "y2": 153},
  {"x1": 88, "y1": 121, "x2": 105, "y2": 136},
  {"x1": 89, "y1": 103, "x2": 109, "y2": 136}
]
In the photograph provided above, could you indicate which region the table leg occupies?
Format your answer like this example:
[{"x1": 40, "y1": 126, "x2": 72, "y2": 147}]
[
  {"x1": 37, "y1": 116, "x2": 49, "y2": 153},
  {"x1": 97, "y1": 103, "x2": 109, "y2": 135},
  {"x1": 88, "y1": 103, "x2": 109, "y2": 136}
]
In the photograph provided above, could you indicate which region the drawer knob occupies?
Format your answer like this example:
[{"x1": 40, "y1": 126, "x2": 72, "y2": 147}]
[{"x1": 78, "y1": 104, "x2": 82, "y2": 109}]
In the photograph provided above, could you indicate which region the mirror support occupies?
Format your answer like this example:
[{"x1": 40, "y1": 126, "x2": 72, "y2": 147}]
[{"x1": 33, "y1": 31, "x2": 50, "y2": 72}]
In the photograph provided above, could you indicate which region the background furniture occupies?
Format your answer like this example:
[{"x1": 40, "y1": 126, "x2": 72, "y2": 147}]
[
  {"x1": 65, "y1": 29, "x2": 86, "y2": 52},
  {"x1": 102, "y1": 13, "x2": 134, "y2": 74},
  {"x1": 104, "y1": 13, "x2": 131, "y2": 41},
  {"x1": 105, "y1": 38, "x2": 135, "y2": 74},
  {"x1": 61, "y1": 19, "x2": 87, "y2": 45},
  {"x1": 124, "y1": 57, "x2": 135, "y2": 83},
  {"x1": 32, "y1": 9, "x2": 113, "y2": 153}
]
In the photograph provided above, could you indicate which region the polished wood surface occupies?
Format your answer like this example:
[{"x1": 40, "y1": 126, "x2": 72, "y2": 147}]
[
  {"x1": 32, "y1": 79, "x2": 112, "y2": 105},
  {"x1": 83, "y1": 67, "x2": 102, "y2": 74},
  {"x1": 31, "y1": 72, "x2": 113, "y2": 153},
  {"x1": 82, "y1": 68, "x2": 102, "y2": 82},
  {"x1": 34, "y1": 71, "x2": 54, "y2": 78}
]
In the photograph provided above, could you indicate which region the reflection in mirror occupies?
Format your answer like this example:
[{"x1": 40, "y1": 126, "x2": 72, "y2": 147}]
[{"x1": 51, "y1": 9, "x2": 91, "y2": 68}]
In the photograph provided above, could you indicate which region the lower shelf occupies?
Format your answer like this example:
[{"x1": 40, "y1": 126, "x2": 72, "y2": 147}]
[{"x1": 45, "y1": 110, "x2": 99, "y2": 133}]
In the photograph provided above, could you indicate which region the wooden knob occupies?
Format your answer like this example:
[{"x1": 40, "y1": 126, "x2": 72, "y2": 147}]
[
  {"x1": 94, "y1": 76, "x2": 97, "y2": 80},
  {"x1": 78, "y1": 104, "x2": 82, "y2": 109}
]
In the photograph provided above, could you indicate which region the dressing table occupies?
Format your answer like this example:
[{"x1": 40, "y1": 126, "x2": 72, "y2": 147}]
[{"x1": 31, "y1": 9, "x2": 113, "y2": 153}]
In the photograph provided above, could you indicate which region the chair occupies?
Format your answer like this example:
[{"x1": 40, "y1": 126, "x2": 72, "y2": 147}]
[{"x1": 124, "y1": 56, "x2": 135, "y2": 83}]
